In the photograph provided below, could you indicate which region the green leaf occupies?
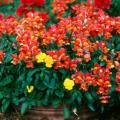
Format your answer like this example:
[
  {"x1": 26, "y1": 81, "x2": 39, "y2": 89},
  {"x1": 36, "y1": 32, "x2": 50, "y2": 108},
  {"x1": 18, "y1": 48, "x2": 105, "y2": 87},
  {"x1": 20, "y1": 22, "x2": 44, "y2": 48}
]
[
  {"x1": 52, "y1": 98, "x2": 61, "y2": 108},
  {"x1": 55, "y1": 90, "x2": 64, "y2": 98},
  {"x1": 63, "y1": 106, "x2": 70, "y2": 119},
  {"x1": 21, "y1": 102, "x2": 28, "y2": 114},
  {"x1": 76, "y1": 92, "x2": 82, "y2": 103},
  {"x1": 12, "y1": 97, "x2": 19, "y2": 106},
  {"x1": 43, "y1": 75, "x2": 56, "y2": 89},
  {"x1": 48, "y1": 79, "x2": 56, "y2": 89},
  {"x1": 0, "y1": 76, "x2": 13, "y2": 86},
  {"x1": 0, "y1": 92, "x2": 4, "y2": 100},
  {"x1": 27, "y1": 69, "x2": 41, "y2": 83},
  {"x1": 100, "y1": 61, "x2": 106, "y2": 66},
  {"x1": 85, "y1": 92, "x2": 94, "y2": 102},
  {"x1": 17, "y1": 72, "x2": 26, "y2": 81},
  {"x1": 88, "y1": 103, "x2": 95, "y2": 111},
  {"x1": 4, "y1": 53, "x2": 13, "y2": 63},
  {"x1": 101, "y1": 106, "x2": 104, "y2": 113},
  {"x1": 1, "y1": 99, "x2": 10, "y2": 112}
]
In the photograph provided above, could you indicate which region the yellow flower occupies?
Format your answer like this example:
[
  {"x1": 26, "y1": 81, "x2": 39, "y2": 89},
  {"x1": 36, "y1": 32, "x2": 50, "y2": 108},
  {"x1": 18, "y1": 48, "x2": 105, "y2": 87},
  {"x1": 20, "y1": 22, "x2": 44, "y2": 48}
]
[
  {"x1": 44, "y1": 55, "x2": 54, "y2": 68},
  {"x1": 35, "y1": 52, "x2": 47, "y2": 63},
  {"x1": 63, "y1": 78, "x2": 75, "y2": 90},
  {"x1": 27, "y1": 85, "x2": 34, "y2": 93}
]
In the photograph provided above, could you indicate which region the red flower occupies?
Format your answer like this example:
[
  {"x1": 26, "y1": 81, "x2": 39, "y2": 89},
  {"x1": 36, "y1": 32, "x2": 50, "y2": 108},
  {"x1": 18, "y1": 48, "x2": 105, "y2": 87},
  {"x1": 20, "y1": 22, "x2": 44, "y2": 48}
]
[
  {"x1": 5, "y1": 15, "x2": 15, "y2": 19},
  {"x1": 0, "y1": 51, "x2": 5, "y2": 63},
  {"x1": 20, "y1": 0, "x2": 45, "y2": 6},
  {"x1": 24, "y1": 9, "x2": 35, "y2": 17},
  {"x1": 35, "y1": 0, "x2": 45, "y2": 6},
  {"x1": 20, "y1": 0, "x2": 34, "y2": 6},
  {"x1": 94, "y1": 0, "x2": 112, "y2": 9},
  {"x1": 100, "y1": 95, "x2": 110, "y2": 104},
  {"x1": 11, "y1": 53, "x2": 19, "y2": 65},
  {"x1": 84, "y1": 53, "x2": 91, "y2": 62},
  {"x1": 116, "y1": 84, "x2": 120, "y2": 92},
  {"x1": 16, "y1": 6, "x2": 27, "y2": 17},
  {"x1": 0, "y1": 14, "x2": 3, "y2": 20}
]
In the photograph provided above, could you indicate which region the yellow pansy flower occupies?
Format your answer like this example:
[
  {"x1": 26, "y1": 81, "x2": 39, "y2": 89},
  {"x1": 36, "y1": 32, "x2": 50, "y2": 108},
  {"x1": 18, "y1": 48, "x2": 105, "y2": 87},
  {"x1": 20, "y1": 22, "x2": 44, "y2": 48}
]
[
  {"x1": 35, "y1": 52, "x2": 47, "y2": 63},
  {"x1": 27, "y1": 85, "x2": 34, "y2": 93},
  {"x1": 44, "y1": 55, "x2": 54, "y2": 68},
  {"x1": 63, "y1": 78, "x2": 75, "y2": 90}
]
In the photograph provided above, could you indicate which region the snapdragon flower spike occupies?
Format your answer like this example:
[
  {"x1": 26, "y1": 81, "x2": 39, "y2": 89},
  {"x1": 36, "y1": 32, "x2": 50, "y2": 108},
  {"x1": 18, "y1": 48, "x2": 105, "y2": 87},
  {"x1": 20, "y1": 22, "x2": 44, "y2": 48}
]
[
  {"x1": 92, "y1": 64, "x2": 111, "y2": 98},
  {"x1": 52, "y1": 0, "x2": 76, "y2": 19},
  {"x1": 13, "y1": 12, "x2": 46, "y2": 68}
]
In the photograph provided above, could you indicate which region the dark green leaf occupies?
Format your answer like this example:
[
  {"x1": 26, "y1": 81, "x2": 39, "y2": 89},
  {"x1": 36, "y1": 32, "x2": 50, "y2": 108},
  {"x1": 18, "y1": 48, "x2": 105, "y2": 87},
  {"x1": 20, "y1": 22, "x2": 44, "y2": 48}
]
[
  {"x1": 0, "y1": 93, "x2": 4, "y2": 100},
  {"x1": 21, "y1": 102, "x2": 28, "y2": 114},
  {"x1": 52, "y1": 99, "x2": 61, "y2": 108},
  {"x1": 88, "y1": 103, "x2": 95, "y2": 111},
  {"x1": 0, "y1": 76, "x2": 13, "y2": 86},
  {"x1": 63, "y1": 106, "x2": 70, "y2": 119},
  {"x1": 1, "y1": 99, "x2": 10, "y2": 112},
  {"x1": 55, "y1": 90, "x2": 64, "y2": 98}
]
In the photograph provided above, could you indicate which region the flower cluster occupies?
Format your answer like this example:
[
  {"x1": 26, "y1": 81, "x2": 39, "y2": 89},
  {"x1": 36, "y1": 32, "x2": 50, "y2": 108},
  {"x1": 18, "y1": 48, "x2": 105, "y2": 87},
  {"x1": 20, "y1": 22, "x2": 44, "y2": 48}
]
[
  {"x1": 52, "y1": 0, "x2": 76, "y2": 18},
  {"x1": 0, "y1": 15, "x2": 18, "y2": 37},
  {"x1": 47, "y1": 48, "x2": 79, "y2": 71},
  {"x1": 0, "y1": 0, "x2": 120, "y2": 107}
]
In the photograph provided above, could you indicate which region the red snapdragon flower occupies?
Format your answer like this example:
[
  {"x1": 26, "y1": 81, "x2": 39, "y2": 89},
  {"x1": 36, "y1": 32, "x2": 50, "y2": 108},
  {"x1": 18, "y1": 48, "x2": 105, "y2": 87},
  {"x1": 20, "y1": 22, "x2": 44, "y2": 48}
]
[
  {"x1": 20, "y1": 0, "x2": 34, "y2": 6},
  {"x1": 35, "y1": 0, "x2": 45, "y2": 6},
  {"x1": 20, "y1": 0, "x2": 45, "y2": 6},
  {"x1": 16, "y1": 6, "x2": 27, "y2": 17},
  {"x1": 94, "y1": 0, "x2": 112, "y2": 9},
  {"x1": 0, "y1": 14, "x2": 3, "y2": 20}
]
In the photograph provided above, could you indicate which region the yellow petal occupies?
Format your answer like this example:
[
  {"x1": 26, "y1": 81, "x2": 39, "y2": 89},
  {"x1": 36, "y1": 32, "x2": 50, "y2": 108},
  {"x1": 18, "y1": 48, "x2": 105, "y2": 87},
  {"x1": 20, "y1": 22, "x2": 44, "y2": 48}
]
[{"x1": 27, "y1": 85, "x2": 34, "y2": 93}]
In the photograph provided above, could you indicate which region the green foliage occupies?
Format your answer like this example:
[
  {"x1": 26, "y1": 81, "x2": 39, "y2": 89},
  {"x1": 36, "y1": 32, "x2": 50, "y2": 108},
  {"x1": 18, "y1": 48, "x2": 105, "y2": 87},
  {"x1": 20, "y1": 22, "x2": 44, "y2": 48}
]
[{"x1": 106, "y1": 0, "x2": 120, "y2": 16}]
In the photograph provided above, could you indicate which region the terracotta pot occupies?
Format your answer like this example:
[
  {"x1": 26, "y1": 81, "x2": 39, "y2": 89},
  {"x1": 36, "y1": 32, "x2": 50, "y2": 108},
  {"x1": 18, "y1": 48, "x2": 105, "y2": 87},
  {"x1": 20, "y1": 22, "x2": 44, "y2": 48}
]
[
  {"x1": 23, "y1": 106, "x2": 99, "y2": 120},
  {"x1": 24, "y1": 106, "x2": 64, "y2": 120}
]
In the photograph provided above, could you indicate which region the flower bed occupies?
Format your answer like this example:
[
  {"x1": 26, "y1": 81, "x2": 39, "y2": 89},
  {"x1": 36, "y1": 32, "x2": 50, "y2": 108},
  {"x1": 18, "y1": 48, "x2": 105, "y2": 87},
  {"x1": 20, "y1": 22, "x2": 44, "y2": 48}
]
[{"x1": 0, "y1": 0, "x2": 120, "y2": 119}]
